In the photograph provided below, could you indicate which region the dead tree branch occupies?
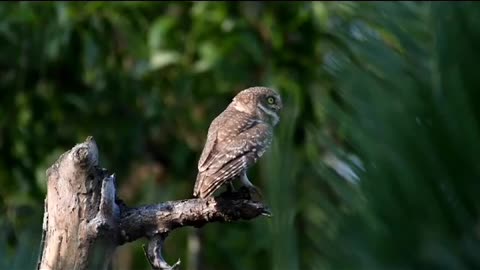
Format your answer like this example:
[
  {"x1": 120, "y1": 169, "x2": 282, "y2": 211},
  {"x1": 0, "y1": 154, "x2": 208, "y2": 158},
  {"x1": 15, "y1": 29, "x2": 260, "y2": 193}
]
[{"x1": 37, "y1": 137, "x2": 270, "y2": 270}]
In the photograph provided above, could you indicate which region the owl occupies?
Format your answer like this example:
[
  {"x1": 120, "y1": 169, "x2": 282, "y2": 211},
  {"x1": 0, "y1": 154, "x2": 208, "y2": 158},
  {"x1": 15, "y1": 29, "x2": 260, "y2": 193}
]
[{"x1": 193, "y1": 86, "x2": 283, "y2": 199}]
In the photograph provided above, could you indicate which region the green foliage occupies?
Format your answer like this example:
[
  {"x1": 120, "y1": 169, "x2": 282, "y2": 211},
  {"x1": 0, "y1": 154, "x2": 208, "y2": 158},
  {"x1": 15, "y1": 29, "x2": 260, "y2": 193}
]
[
  {"x1": 319, "y1": 2, "x2": 480, "y2": 269},
  {"x1": 2, "y1": 2, "x2": 480, "y2": 270}
]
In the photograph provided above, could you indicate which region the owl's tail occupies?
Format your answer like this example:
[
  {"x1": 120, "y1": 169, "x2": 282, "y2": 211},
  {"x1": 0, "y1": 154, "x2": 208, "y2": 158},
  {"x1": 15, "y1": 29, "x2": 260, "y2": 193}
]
[
  {"x1": 193, "y1": 173, "x2": 204, "y2": 198},
  {"x1": 194, "y1": 172, "x2": 220, "y2": 199}
]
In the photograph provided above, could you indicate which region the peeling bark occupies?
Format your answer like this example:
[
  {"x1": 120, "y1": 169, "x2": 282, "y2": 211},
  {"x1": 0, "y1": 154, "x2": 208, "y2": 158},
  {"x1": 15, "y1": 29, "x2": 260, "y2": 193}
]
[{"x1": 37, "y1": 137, "x2": 270, "y2": 270}]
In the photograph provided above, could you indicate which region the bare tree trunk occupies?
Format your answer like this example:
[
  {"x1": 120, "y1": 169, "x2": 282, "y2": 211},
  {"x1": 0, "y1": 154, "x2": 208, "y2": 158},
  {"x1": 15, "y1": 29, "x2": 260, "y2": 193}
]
[{"x1": 37, "y1": 137, "x2": 270, "y2": 270}]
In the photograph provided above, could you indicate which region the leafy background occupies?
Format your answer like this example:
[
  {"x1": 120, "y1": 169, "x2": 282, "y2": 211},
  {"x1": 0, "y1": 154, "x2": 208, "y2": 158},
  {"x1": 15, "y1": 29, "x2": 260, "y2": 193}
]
[{"x1": 2, "y1": 2, "x2": 480, "y2": 270}]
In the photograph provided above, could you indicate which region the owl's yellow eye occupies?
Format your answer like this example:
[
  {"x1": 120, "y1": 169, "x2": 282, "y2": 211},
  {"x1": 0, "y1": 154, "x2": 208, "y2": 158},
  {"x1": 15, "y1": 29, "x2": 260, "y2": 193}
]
[{"x1": 267, "y1": 97, "x2": 275, "y2": 104}]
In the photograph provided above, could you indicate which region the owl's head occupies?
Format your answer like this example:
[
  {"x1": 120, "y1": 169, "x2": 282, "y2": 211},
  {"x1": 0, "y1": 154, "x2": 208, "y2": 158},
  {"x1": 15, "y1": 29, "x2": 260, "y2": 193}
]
[{"x1": 232, "y1": 86, "x2": 283, "y2": 126}]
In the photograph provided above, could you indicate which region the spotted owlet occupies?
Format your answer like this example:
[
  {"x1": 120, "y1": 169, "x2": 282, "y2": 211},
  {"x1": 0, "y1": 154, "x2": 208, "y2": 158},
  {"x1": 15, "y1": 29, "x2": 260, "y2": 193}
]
[{"x1": 193, "y1": 86, "x2": 283, "y2": 199}]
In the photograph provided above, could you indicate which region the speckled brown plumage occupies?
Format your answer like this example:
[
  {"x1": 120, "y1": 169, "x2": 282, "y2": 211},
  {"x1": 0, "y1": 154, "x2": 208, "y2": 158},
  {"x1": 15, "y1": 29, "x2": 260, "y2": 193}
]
[{"x1": 193, "y1": 86, "x2": 283, "y2": 198}]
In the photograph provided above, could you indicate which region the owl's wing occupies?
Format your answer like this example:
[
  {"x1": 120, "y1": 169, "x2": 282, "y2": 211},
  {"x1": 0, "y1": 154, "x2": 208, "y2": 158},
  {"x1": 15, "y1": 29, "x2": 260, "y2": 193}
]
[
  {"x1": 198, "y1": 152, "x2": 258, "y2": 198},
  {"x1": 194, "y1": 118, "x2": 221, "y2": 197},
  {"x1": 197, "y1": 120, "x2": 219, "y2": 172},
  {"x1": 194, "y1": 122, "x2": 272, "y2": 198},
  {"x1": 197, "y1": 111, "x2": 256, "y2": 172}
]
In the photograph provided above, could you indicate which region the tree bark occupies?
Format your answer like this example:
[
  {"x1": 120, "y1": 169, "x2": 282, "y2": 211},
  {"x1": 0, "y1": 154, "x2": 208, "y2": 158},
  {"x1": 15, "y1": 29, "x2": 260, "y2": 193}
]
[{"x1": 37, "y1": 137, "x2": 270, "y2": 270}]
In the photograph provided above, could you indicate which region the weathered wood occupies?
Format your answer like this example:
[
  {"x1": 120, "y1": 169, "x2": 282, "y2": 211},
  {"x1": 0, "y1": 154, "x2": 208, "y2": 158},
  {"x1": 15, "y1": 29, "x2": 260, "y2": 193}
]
[
  {"x1": 37, "y1": 137, "x2": 270, "y2": 270},
  {"x1": 118, "y1": 191, "x2": 269, "y2": 244},
  {"x1": 38, "y1": 136, "x2": 117, "y2": 270}
]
